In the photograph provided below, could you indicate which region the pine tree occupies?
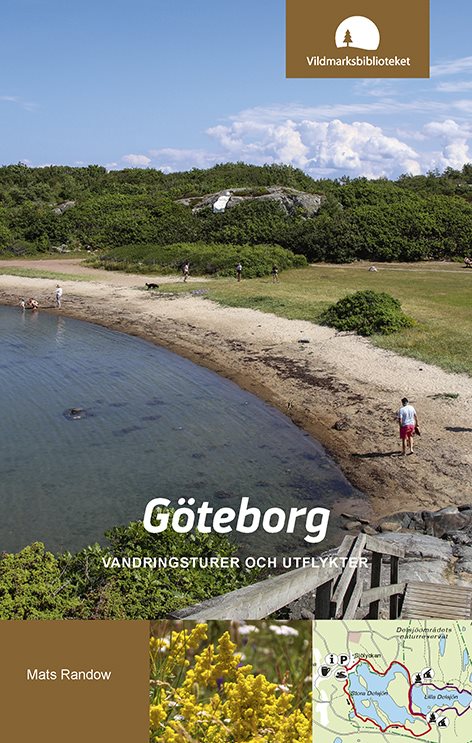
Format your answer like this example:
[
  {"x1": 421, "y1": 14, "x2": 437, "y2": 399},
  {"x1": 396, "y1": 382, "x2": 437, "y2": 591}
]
[{"x1": 344, "y1": 29, "x2": 352, "y2": 47}]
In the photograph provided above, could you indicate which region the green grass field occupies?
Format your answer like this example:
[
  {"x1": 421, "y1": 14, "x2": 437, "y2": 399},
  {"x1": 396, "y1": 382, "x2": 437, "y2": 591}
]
[{"x1": 170, "y1": 263, "x2": 472, "y2": 376}]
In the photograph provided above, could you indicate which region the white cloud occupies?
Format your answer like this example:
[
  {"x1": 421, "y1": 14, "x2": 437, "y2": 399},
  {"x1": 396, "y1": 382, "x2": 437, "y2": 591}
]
[
  {"x1": 352, "y1": 80, "x2": 399, "y2": 98},
  {"x1": 431, "y1": 56, "x2": 472, "y2": 77},
  {"x1": 206, "y1": 117, "x2": 420, "y2": 178},
  {"x1": 122, "y1": 153, "x2": 151, "y2": 166},
  {"x1": 423, "y1": 119, "x2": 470, "y2": 139},
  {"x1": 436, "y1": 81, "x2": 472, "y2": 93},
  {"x1": 422, "y1": 119, "x2": 472, "y2": 170},
  {"x1": 0, "y1": 95, "x2": 37, "y2": 112},
  {"x1": 148, "y1": 147, "x2": 222, "y2": 172},
  {"x1": 228, "y1": 100, "x2": 446, "y2": 125}
]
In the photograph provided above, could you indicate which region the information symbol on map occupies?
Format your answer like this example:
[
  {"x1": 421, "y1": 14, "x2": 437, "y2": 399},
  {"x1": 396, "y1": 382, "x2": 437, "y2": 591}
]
[
  {"x1": 437, "y1": 717, "x2": 449, "y2": 727},
  {"x1": 325, "y1": 654, "x2": 338, "y2": 665},
  {"x1": 421, "y1": 667, "x2": 434, "y2": 680},
  {"x1": 320, "y1": 666, "x2": 331, "y2": 678},
  {"x1": 338, "y1": 654, "x2": 350, "y2": 666}
]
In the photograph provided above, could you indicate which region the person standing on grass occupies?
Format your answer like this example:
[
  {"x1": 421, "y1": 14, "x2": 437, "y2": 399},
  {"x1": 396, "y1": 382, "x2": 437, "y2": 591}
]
[
  {"x1": 236, "y1": 261, "x2": 242, "y2": 282},
  {"x1": 271, "y1": 265, "x2": 279, "y2": 283},
  {"x1": 397, "y1": 397, "x2": 419, "y2": 455},
  {"x1": 55, "y1": 284, "x2": 63, "y2": 308}
]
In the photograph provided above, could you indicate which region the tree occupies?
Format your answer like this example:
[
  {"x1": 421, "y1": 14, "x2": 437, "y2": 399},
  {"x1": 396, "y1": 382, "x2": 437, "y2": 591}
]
[{"x1": 344, "y1": 29, "x2": 352, "y2": 47}]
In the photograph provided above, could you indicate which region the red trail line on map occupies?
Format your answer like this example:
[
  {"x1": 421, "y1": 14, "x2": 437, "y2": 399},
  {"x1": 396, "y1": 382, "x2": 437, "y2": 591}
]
[{"x1": 343, "y1": 658, "x2": 432, "y2": 738}]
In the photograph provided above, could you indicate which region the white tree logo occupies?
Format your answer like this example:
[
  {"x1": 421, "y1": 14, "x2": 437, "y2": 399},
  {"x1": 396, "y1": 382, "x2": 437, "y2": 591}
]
[{"x1": 335, "y1": 16, "x2": 380, "y2": 51}]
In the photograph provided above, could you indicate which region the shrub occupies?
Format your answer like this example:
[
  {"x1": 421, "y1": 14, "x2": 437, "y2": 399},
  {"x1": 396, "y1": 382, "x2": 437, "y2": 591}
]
[
  {"x1": 60, "y1": 520, "x2": 256, "y2": 619},
  {"x1": 319, "y1": 290, "x2": 414, "y2": 336},
  {"x1": 0, "y1": 543, "x2": 80, "y2": 619},
  {"x1": 93, "y1": 242, "x2": 307, "y2": 278},
  {"x1": 0, "y1": 520, "x2": 257, "y2": 619}
]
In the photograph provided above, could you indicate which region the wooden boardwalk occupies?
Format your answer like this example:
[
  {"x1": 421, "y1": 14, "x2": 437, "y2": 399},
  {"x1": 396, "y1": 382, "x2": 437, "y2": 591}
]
[
  {"x1": 171, "y1": 534, "x2": 472, "y2": 621},
  {"x1": 401, "y1": 581, "x2": 472, "y2": 619}
]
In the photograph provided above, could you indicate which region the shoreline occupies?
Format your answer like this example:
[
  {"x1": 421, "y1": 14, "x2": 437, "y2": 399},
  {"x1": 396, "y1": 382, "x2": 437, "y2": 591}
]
[{"x1": 1, "y1": 264, "x2": 471, "y2": 522}]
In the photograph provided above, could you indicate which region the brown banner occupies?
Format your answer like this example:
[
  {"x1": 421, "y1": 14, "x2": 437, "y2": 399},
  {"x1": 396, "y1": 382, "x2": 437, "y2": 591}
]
[
  {"x1": 286, "y1": 0, "x2": 430, "y2": 78},
  {"x1": 0, "y1": 621, "x2": 149, "y2": 743}
]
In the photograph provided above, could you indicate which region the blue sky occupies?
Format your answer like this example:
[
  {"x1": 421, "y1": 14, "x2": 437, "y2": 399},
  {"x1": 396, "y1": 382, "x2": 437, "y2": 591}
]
[{"x1": 1, "y1": 0, "x2": 472, "y2": 178}]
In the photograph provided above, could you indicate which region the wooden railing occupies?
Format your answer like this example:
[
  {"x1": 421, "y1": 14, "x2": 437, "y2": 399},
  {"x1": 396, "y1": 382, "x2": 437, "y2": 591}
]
[{"x1": 170, "y1": 534, "x2": 405, "y2": 621}]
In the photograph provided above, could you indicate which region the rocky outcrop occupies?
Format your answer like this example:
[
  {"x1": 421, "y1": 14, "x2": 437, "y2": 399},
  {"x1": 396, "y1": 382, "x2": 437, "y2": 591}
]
[
  {"x1": 177, "y1": 187, "x2": 323, "y2": 217},
  {"x1": 289, "y1": 505, "x2": 472, "y2": 618},
  {"x1": 52, "y1": 200, "x2": 76, "y2": 215}
]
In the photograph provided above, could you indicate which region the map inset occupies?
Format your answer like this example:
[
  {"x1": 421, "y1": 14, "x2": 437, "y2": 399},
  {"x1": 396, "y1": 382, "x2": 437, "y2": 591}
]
[{"x1": 313, "y1": 620, "x2": 472, "y2": 742}]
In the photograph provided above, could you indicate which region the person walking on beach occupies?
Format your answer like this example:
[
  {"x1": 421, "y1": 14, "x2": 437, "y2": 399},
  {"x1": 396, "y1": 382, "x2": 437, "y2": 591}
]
[
  {"x1": 236, "y1": 262, "x2": 242, "y2": 282},
  {"x1": 397, "y1": 397, "x2": 419, "y2": 455},
  {"x1": 182, "y1": 261, "x2": 190, "y2": 282},
  {"x1": 55, "y1": 284, "x2": 63, "y2": 308}
]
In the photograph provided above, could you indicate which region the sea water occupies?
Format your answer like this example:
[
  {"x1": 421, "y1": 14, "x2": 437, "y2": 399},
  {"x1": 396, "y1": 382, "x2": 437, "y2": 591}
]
[{"x1": 0, "y1": 306, "x2": 363, "y2": 555}]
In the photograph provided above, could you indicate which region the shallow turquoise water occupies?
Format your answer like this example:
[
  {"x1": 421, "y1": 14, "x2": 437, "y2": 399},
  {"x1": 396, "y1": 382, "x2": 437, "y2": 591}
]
[{"x1": 0, "y1": 305, "x2": 362, "y2": 555}]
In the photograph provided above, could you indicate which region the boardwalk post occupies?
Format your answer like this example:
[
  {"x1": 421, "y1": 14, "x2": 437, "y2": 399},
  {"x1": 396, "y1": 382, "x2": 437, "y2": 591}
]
[
  {"x1": 368, "y1": 552, "x2": 382, "y2": 619},
  {"x1": 389, "y1": 556, "x2": 400, "y2": 618},
  {"x1": 314, "y1": 579, "x2": 333, "y2": 619}
]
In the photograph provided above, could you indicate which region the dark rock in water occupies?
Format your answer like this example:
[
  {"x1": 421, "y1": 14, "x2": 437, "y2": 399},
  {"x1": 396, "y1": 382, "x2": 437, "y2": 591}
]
[
  {"x1": 215, "y1": 490, "x2": 233, "y2": 500},
  {"x1": 63, "y1": 407, "x2": 87, "y2": 420}
]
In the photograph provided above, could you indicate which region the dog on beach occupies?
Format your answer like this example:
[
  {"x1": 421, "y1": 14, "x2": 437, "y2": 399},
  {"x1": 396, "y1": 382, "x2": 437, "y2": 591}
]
[{"x1": 145, "y1": 283, "x2": 160, "y2": 290}]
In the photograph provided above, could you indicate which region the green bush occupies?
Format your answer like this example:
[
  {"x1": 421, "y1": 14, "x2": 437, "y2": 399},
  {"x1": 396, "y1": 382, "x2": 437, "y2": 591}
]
[
  {"x1": 0, "y1": 543, "x2": 80, "y2": 619},
  {"x1": 319, "y1": 290, "x2": 414, "y2": 336},
  {"x1": 93, "y1": 242, "x2": 307, "y2": 277},
  {"x1": 0, "y1": 520, "x2": 256, "y2": 619}
]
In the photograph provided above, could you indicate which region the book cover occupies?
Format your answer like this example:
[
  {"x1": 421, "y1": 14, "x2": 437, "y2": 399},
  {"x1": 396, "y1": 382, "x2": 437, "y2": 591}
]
[{"x1": 1, "y1": 2, "x2": 471, "y2": 741}]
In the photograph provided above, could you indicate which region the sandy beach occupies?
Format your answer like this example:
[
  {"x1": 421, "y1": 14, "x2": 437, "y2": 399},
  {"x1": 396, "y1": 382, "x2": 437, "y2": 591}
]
[{"x1": 1, "y1": 259, "x2": 471, "y2": 523}]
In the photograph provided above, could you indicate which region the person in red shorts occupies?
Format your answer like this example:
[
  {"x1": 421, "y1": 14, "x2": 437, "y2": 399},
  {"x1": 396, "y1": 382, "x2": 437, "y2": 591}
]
[{"x1": 397, "y1": 397, "x2": 419, "y2": 456}]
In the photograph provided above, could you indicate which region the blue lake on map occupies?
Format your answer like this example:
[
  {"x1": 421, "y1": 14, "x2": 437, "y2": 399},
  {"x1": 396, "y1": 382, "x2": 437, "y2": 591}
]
[
  {"x1": 439, "y1": 635, "x2": 447, "y2": 656},
  {"x1": 411, "y1": 685, "x2": 472, "y2": 715},
  {"x1": 0, "y1": 305, "x2": 364, "y2": 555},
  {"x1": 348, "y1": 661, "x2": 418, "y2": 729}
]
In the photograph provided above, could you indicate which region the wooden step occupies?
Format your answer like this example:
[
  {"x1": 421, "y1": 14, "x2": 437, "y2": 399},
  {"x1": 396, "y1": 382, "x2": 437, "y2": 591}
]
[{"x1": 401, "y1": 582, "x2": 472, "y2": 619}]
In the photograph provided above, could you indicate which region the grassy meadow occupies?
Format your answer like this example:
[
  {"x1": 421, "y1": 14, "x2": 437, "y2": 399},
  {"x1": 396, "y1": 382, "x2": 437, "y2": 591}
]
[{"x1": 171, "y1": 263, "x2": 472, "y2": 376}]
